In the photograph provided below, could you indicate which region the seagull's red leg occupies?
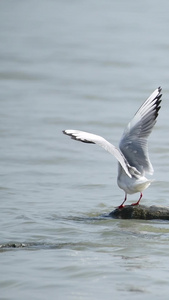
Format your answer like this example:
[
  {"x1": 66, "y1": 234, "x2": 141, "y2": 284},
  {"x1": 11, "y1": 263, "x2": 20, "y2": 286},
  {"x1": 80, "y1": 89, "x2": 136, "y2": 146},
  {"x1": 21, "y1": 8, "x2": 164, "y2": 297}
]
[
  {"x1": 118, "y1": 193, "x2": 127, "y2": 209},
  {"x1": 131, "y1": 192, "x2": 142, "y2": 206}
]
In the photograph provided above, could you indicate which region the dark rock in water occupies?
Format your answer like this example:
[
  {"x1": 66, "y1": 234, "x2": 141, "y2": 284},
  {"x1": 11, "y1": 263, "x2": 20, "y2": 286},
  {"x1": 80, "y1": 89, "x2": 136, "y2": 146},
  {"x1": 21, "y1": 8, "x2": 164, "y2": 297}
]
[
  {"x1": 109, "y1": 205, "x2": 169, "y2": 220},
  {"x1": 0, "y1": 243, "x2": 26, "y2": 249}
]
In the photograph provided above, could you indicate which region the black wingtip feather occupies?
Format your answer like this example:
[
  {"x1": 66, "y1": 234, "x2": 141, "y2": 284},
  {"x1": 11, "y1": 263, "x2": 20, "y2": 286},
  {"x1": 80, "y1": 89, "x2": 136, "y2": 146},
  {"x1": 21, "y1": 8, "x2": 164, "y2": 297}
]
[
  {"x1": 154, "y1": 88, "x2": 162, "y2": 119},
  {"x1": 62, "y1": 130, "x2": 95, "y2": 144}
]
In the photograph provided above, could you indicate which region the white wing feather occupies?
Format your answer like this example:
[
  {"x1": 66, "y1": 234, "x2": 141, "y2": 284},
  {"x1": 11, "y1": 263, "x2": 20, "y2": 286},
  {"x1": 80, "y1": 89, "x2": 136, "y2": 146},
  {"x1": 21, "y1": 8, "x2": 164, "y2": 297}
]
[
  {"x1": 119, "y1": 87, "x2": 162, "y2": 175},
  {"x1": 63, "y1": 130, "x2": 131, "y2": 178}
]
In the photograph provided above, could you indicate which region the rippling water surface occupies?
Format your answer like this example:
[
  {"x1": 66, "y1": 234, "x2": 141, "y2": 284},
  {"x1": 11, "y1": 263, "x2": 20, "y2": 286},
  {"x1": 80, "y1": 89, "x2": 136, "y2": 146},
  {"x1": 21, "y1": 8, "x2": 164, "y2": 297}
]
[{"x1": 1, "y1": 1, "x2": 169, "y2": 299}]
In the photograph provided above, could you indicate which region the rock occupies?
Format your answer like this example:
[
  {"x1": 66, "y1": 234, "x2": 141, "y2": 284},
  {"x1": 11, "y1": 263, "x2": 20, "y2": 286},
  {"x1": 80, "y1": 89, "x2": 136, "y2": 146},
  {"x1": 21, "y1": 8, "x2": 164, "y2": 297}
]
[
  {"x1": 0, "y1": 243, "x2": 26, "y2": 249},
  {"x1": 109, "y1": 205, "x2": 169, "y2": 220}
]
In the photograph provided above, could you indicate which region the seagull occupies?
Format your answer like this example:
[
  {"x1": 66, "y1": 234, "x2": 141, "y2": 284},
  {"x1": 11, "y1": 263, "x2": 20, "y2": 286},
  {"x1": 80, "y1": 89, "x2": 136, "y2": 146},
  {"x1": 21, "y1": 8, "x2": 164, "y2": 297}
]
[{"x1": 63, "y1": 87, "x2": 162, "y2": 208}]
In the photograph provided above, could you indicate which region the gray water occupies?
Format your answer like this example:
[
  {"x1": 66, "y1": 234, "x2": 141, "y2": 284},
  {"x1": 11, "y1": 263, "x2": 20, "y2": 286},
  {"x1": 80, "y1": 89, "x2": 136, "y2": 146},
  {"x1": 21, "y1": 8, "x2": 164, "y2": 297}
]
[{"x1": 1, "y1": 0, "x2": 169, "y2": 299}]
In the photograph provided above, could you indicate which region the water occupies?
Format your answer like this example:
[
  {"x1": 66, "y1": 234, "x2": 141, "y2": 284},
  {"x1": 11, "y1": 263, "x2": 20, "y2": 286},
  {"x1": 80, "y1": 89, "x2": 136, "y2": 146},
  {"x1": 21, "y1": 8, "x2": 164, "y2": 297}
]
[{"x1": 1, "y1": 0, "x2": 169, "y2": 299}]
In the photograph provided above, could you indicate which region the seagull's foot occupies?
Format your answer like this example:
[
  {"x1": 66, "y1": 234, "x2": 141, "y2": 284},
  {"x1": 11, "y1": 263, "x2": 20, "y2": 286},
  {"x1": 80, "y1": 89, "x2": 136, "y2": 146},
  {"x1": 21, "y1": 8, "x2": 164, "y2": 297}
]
[
  {"x1": 131, "y1": 200, "x2": 140, "y2": 206},
  {"x1": 131, "y1": 193, "x2": 142, "y2": 206},
  {"x1": 117, "y1": 194, "x2": 127, "y2": 209},
  {"x1": 118, "y1": 204, "x2": 125, "y2": 209}
]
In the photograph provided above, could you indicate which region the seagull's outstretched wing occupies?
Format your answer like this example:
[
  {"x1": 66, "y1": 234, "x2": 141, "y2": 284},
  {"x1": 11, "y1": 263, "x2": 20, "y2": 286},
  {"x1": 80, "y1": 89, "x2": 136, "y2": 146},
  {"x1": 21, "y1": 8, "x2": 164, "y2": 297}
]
[
  {"x1": 63, "y1": 130, "x2": 131, "y2": 178},
  {"x1": 119, "y1": 87, "x2": 162, "y2": 175}
]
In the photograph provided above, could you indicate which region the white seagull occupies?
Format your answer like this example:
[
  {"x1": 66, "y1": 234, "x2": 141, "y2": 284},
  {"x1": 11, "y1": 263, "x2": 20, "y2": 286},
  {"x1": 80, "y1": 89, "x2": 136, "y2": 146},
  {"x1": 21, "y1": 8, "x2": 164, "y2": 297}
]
[{"x1": 63, "y1": 87, "x2": 162, "y2": 208}]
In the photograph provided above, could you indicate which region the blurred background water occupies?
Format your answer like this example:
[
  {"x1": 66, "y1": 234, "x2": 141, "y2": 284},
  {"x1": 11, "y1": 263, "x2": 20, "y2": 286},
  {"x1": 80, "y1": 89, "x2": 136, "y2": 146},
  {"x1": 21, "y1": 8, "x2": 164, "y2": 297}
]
[{"x1": 1, "y1": 0, "x2": 169, "y2": 299}]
